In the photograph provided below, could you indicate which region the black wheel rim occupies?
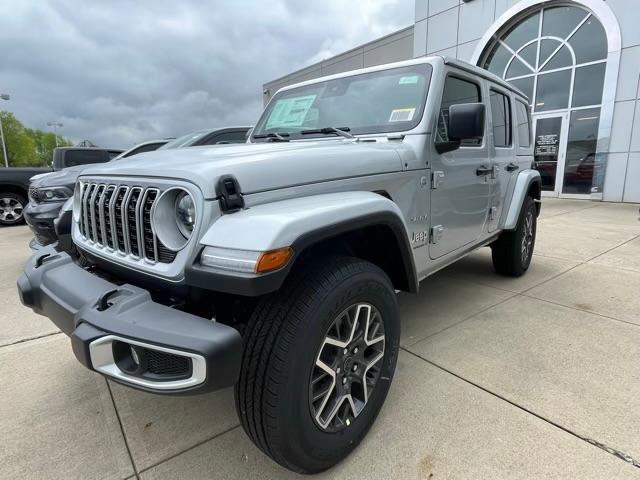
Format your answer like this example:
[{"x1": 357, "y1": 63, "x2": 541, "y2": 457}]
[
  {"x1": 0, "y1": 197, "x2": 24, "y2": 223},
  {"x1": 309, "y1": 303, "x2": 385, "y2": 432},
  {"x1": 521, "y1": 210, "x2": 534, "y2": 265}
]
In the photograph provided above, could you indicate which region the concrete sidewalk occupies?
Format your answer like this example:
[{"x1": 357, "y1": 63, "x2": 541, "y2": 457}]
[{"x1": 1, "y1": 198, "x2": 639, "y2": 479}]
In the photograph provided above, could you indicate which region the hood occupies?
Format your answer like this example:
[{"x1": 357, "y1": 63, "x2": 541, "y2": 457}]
[
  {"x1": 79, "y1": 139, "x2": 407, "y2": 198},
  {"x1": 30, "y1": 165, "x2": 87, "y2": 189}
]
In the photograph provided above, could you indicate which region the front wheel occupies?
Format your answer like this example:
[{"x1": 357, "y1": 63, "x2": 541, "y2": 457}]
[
  {"x1": 491, "y1": 196, "x2": 537, "y2": 276},
  {"x1": 234, "y1": 256, "x2": 400, "y2": 473}
]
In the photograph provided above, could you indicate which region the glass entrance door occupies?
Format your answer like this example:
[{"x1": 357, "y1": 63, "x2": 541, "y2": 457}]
[{"x1": 533, "y1": 113, "x2": 569, "y2": 196}]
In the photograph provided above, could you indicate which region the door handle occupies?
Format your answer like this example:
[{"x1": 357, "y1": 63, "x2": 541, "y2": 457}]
[
  {"x1": 506, "y1": 162, "x2": 519, "y2": 172},
  {"x1": 476, "y1": 165, "x2": 493, "y2": 176}
]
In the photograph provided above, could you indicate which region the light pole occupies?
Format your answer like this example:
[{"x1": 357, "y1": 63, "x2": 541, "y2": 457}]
[
  {"x1": 47, "y1": 121, "x2": 64, "y2": 147},
  {"x1": 0, "y1": 93, "x2": 9, "y2": 168}
]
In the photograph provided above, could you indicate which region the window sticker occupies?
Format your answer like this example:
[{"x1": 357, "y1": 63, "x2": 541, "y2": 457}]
[
  {"x1": 398, "y1": 75, "x2": 419, "y2": 85},
  {"x1": 389, "y1": 108, "x2": 416, "y2": 122},
  {"x1": 265, "y1": 95, "x2": 317, "y2": 129}
]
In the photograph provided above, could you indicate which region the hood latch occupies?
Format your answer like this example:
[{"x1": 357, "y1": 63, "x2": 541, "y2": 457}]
[{"x1": 216, "y1": 175, "x2": 244, "y2": 213}]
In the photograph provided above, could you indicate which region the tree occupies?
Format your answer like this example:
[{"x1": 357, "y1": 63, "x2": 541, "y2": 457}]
[{"x1": 0, "y1": 111, "x2": 73, "y2": 167}]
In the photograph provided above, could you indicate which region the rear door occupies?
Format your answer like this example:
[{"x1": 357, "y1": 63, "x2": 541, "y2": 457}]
[
  {"x1": 487, "y1": 86, "x2": 515, "y2": 232},
  {"x1": 429, "y1": 73, "x2": 491, "y2": 259}
]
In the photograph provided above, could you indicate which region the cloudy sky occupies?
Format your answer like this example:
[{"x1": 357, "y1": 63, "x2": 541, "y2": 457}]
[{"x1": 0, "y1": 0, "x2": 413, "y2": 149}]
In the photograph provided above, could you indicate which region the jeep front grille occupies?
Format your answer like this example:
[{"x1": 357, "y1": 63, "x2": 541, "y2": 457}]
[{"x1": 78, "y1": 182, "x2": 177, "y2": 264}]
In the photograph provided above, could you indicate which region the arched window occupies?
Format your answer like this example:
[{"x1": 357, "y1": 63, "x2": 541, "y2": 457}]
[{"x1": 481, "y1": 5, "x2": 607, "y2": 112}]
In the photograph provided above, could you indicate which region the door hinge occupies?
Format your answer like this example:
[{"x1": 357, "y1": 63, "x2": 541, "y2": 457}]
[
  {"x1": 489, "y1": 206, "x2": 497, "y2": 220},
  {"x1": 431, "y1": 171, "x2": 445, "y2": 189},
  {"x1": 430, "y1": 225, "x2": 444, "y2": 244}
]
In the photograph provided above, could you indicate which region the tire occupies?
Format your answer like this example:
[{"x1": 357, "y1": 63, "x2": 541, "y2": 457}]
[
  {"x1": 491, "y1": 196, "x2": 537, "y2": 277},
  {"x1": 0, "y1": 192, "x2": 26, "y2": 226},
  {"x1": 235, "y1": 256, "x2": 400, "y2": 473}
]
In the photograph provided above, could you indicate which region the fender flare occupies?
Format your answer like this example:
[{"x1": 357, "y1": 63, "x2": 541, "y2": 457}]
[
  {"x1": 186, "y1": 192, "x2": 418, "y2": 296},
  {"x1": 502, "y1": 169, "x2": 541, "y2": 230}
]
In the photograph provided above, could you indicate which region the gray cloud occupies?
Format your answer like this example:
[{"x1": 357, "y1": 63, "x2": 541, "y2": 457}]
[{"x1": 0, "y1": 0, "x2": 413, "y2": 149}]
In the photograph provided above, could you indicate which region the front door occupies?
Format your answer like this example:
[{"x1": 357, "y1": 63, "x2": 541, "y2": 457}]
[
  {"x1": 532, "y1": 113, "x2": 569, "y2": 196},
  {"x1": 430, "y1": 73, "x2": 491, "y2": 259}
]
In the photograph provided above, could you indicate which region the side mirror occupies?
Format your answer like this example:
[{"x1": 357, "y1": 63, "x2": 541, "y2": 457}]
[{"x1": 436, "y1": 103, "x2": 485, "y2": 154}]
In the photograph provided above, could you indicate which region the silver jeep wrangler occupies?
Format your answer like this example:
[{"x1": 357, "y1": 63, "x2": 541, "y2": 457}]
[{"x1": 18, "y1": 56, "x2": 540, "y2": 473}]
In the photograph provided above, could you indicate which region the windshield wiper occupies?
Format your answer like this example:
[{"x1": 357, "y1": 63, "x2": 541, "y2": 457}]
[
  {"x1": 300, "y1": 126, "x2": 354, "y2": 139},
  {"x1": 253, "y1": 132, "x2": 290, "y2": 142}
]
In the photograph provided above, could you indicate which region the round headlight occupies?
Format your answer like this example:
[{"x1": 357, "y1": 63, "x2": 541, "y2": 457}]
[
  {"x1": 151, "y1": 188, "x2": 197, "y2": 252},
  {"x1": 175, "y1": 192, "x2": 195, "y2": 238}
]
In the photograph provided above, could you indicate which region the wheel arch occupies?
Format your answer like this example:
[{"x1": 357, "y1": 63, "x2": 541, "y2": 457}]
[
  {"x1": 289, "y1": 212, "x2": 418, "y2": 293},
  {"x1": 188, "y1": 192, "x2": 419, "y2": 295},
  {"x1": 502, "y1": 169, "x2": 542, "y2": 230},
  {"x1": 0, "y1": 183, "x2": 28, "y2": 199}
]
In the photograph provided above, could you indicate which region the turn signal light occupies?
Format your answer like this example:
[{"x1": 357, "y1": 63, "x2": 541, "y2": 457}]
[{"x1": 256, "y1": 247, "x2": 294, "y2": 273}]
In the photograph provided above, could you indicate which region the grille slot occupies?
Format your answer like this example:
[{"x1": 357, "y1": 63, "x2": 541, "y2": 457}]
[
  {"x1": 145, "y1": 348, "x2": 191, "y2": 377},
  {"x1": 29, "y1": 187, "x2": 41, "y2": 203},
  {"x1": 78, "y1": 181, "x2": 176, "y2": 264}
]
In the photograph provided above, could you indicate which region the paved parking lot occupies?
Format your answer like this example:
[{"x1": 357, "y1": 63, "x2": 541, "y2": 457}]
[{"x1": 1, "y1": 198, "x2": 640, "y2": 479}]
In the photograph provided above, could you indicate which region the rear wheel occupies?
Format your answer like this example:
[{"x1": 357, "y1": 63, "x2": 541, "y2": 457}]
[
  {"x1": 491, "y1": 196, "x2": 537, "y2": 276},
  {"x1": 234, "y1": 256, "x2": 400, "y2": 473},
  {"x1": 0, "y1": 192, "x2": 26, "y2": 226}
]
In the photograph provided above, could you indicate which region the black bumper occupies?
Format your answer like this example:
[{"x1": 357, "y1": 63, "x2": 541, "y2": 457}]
[
  {"x1": 17, "y1": 246, "x2": 242, "y2": 395},
  {"x1": 24, "y1": 201, "x2": 64, "y2": 247}
]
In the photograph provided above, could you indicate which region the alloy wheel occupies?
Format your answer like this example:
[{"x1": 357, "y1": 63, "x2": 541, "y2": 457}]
[
  {"x1": 521, "y1": 210, "x2": 534, "y2": 264},
  {"x1": 309, "y1": 303, "x2": 385, "y2": 432},
  {"x1": 0, "y1": 197, "x2": 24, "y2": 224}
]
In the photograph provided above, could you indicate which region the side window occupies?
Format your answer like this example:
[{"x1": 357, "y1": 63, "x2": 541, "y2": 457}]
[
  {"x1": 515, "y1": 100, "x2": 532, "y2": 148},
  {"x1": 201, "y1": 130, "x2": 248, "y2": 145},
  {"x1": 489, "y1": 89, "x2": 512, "y2": 148},
  {"x1": 437, "y1": 76, "x2": 483, "y2": 147}
]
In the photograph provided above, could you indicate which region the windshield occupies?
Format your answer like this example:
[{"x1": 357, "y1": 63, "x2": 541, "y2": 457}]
[
  {"x1": 158, "y1": 131, "x2": 207, "y2": 150},
  {"x1": 252, "y1": 63, "x2": 432, "y2": 141}
]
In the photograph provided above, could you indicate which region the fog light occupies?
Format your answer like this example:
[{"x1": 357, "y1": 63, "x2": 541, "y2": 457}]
[{"x1": 130, "y1": 345, "x2": 141, "y2": 366}]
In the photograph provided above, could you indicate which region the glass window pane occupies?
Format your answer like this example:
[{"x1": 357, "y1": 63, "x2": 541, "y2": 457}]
[
  {"x1": 490, "y1": 90, "x2": 512, "y2": 147},
  {"x1": 503, "y1": 12, "x2": 540, "y2": 51},
  {"x1": 483, "y1": 43, "x2": 511, "y2": 77},
  {"x1": 542, "y1": 6, "x2": 589, "y2": 40},
  {"x1": 534, "y1": 116, "x2": 562, "y2": 191},
  {"x1": 572, "y1": 63, "x2": 606, "y2": 107},
  {"x1": 436, "y1": 76, "x2": 483, "y2": 146},
  {"x1": 515, "y1": 101, "x2": 531, "y2": 148},
  {"x1": 563, "y1": 108, "x2": 601, "y2": 194},
  {"x1": 519, "y1": 42, "x2": 538, "y2": 69},
  {"x1": 506, "y1": 57, "x2": 533, "y2": 79},
  {"x1": 569, "y1": 17, "x2": 607, "y2": 64},
  {"x1": 508, "y1": 77, "x2": 534, "y2": 103},
  {"x1": 540, "y1": 43, "x2": 573, "y2": 72},
  {"x1": 535, "y1": 70, "x2": 571, "y2": 111}
]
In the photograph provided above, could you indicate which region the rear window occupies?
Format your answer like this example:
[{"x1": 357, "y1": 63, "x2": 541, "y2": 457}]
[
  {"x1": 515, "y1": 100, "x2": 532, "y2": 148},
  {"x1": 63, "y1": 150, "x2": 106, "y2": 167}
]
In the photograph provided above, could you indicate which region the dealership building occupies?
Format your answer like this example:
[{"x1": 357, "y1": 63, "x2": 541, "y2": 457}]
[{"x1": 264, "y1": 0, "x2": 639, "y2": 203}]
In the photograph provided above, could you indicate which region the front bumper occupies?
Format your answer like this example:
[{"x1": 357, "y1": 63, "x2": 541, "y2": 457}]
[
  {"x1": 24, "y1": 201, "x2": 65, "y2": 247},
  {"x1": 17, "y1": 246, "x2": 242, "y2": 394}
]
